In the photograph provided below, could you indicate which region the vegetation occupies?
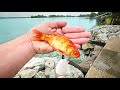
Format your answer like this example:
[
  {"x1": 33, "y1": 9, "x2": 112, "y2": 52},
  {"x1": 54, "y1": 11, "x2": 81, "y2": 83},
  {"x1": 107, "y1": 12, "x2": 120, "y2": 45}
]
[
  {"x1": 96, "y1": 12, "x2": 113, "y2": 25},
  {"x1": 31, "y1": 15, "x2": 47, "y2": 18},
  {"x1": 30, "y1": 13, "x2": 96, "y2": 18},
  {"x1": 89, "y1": 12, "x2": 97, "y2": 18},
  {"x1": 105, "y1": 17, "x2": 112, "y2": 25}
]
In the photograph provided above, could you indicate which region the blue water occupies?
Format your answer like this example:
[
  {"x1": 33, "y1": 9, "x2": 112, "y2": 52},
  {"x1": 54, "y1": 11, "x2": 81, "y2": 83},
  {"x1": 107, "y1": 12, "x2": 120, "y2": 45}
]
[{"x1": 0, "y1": 17, "x2": 96, "y2": 44}]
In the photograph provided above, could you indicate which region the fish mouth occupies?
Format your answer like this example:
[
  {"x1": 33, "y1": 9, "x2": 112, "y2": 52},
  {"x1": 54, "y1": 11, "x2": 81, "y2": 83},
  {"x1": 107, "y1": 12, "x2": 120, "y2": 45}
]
[{"x1": 70, "y1": 51, "x2": 80, "y2": 58}]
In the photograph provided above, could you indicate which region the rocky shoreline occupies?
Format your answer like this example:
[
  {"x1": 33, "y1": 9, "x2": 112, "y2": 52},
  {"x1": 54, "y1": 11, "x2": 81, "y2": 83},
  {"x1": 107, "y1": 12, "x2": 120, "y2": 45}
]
[
  {"x1": 79, "y1": 25, "x2": 120, "y2": 75},
  {"x1": 14, "y1": 25, "x2": 120, "y2": 78},
  {"x1": 14, "y1": 57, "x2": 84, "y2": 78}
]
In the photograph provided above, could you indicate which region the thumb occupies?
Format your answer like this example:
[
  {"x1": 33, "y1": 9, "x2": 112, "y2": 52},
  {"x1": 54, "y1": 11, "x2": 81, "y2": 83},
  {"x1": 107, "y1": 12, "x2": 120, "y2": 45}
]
[{"x1": 48, "y1": 21, "x2": 67, "y2": 28}]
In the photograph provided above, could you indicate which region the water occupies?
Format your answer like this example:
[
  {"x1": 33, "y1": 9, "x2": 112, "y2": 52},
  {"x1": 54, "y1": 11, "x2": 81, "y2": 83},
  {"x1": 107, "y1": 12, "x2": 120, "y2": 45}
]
[{"x1": 0, "y1": 17, "x2": 97, "y2": 63}]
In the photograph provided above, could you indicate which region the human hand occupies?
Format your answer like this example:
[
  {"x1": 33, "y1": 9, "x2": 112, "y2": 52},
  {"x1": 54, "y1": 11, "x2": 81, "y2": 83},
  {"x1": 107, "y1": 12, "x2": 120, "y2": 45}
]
[{"x1": 28, "y1": 21, "x2": 91, "y2": 54}]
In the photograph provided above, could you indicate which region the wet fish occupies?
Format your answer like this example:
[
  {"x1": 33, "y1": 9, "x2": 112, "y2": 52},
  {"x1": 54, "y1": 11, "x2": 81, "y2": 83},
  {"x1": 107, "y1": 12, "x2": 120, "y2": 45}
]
[{"x1": 31, "y1": 29, "x2": 80, "y2": 58}]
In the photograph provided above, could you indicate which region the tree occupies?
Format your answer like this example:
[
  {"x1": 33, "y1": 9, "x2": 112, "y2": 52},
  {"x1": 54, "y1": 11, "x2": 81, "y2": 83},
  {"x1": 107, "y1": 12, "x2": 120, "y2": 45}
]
[{"x1": 89, "y1": 12, "x2": 97, "y2": 18}]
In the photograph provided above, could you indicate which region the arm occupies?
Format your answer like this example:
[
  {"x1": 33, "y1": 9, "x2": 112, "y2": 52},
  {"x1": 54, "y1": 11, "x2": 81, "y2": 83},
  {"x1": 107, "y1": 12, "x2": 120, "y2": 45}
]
[{"x1": 0, "y1": 33, "x2": 36, "y2": 78}]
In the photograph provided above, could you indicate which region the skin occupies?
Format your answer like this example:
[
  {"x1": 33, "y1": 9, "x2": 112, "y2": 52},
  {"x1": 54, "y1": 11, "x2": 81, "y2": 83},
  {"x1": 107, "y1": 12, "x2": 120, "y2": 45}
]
[{"x1": 0, "y1": 21, "x2": 91, "y2": 78}]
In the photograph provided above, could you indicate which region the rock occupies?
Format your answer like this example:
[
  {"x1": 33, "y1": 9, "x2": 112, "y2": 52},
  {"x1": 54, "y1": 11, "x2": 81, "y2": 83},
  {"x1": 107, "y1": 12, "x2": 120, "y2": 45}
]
[
  {"x1": 14, "y1": 74, "x2": 20, "y2": 78},
  {"x1": 90, "y1": 45, "x2": 103, "y2": 58},
  {"x1": 94, "y1": 45, "x2": 103, "y2": 51},
  {"x1": 14, "y1": 57, "x2": 84, "y2": 78},
  {"x1": 45, "y1": 68, "x2": 52, "y2": 76},
  {"x1": 90, "y1": 25, "x2": 120, "y2": 43},
  {"x1": 34, "y1": 65, "x2": 45, "y2": 71},
  {"x1": 79, "y1": 56, "x2": 94, "y2": 73},
  {"x1": 68, "y1": 60, "x2": 87, "y2": 75},
  {"x1": 49, "y1": 69, "x2": 57, "y2": 78},
  {"x1": 44, "y1": 59, "x2": 55, "y2": 77},
  {"x1": 91, "y1": 51, "x2": 100, "y2": 56},
  {"x1": 82, "y1": 43, "x2": 94, "y2": 50},
  {"x1": 22, "y1": 57, "x2": 45, "y2": 70},
  {"x1": 82, "y1": 43, "x2": 94, "y2": 56},
  {"x1": 116, "y1": 31, "x2": 120, "y2": 37},
  {"x1": 108, "y1": 33, "x2": 117, "y2": 39},
  {"x1": 84, "y1": 49, "x2": 91, "y2": 56},
  {"x1": 96, "y1": 33, "x2": 108, "y2": 42},
  {"x1": 65, "y1": 64, "x2": 84, "y2": 78},
  {"x1": 45, "y1": 59, "x2": 55, "y2": 69},
  {"x1": 34, "y1": 71, "x2": 46, "y2": 78},
  {"x1": 18, "y1": 69, "x2": 38, "y2": 78}
]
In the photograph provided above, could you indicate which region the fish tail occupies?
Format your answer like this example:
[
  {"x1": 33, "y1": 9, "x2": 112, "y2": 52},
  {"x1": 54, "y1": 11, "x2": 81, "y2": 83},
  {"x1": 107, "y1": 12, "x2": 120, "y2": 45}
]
[
  {"x1": 31, "y1": 29, "x2": 45, "y2": 41},
  {"x1": 32, "y1": 29, "x2": 43, "y2": 36}
]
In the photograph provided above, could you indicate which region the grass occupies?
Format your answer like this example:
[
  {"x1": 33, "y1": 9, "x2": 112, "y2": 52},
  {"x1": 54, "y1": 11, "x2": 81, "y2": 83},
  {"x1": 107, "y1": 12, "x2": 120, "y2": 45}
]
[{"x1": 105, "y1": 17, "x2": 112, "y2": 25}]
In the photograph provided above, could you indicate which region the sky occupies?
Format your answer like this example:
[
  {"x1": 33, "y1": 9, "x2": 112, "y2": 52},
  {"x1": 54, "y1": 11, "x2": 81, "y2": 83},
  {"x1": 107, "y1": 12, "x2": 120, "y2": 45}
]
[{"x1": 0, "y1": 12, "x2": 97, "y2": 17}]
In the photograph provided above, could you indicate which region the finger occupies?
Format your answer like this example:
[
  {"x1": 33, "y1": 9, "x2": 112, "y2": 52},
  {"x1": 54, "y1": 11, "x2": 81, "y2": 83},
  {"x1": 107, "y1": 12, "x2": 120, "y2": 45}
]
[
  {"x1": 74, "y1": 44, "x2": 81, "y2": 49},
  {"x1": 64, "y1": 32, "x2": 91, "y2": 39},
  {"x1": 56, "y1": 28, "x2": 64, "y2": 35},
  {"x1": 62, "y1": 27, "x2": 85, "y2": 34},
  {"x1": 70, "y1": 38, "x2": 90, "y2": 44},
  {"x1": 48, "y1": 21, "x2": 67, "y2": 28}
]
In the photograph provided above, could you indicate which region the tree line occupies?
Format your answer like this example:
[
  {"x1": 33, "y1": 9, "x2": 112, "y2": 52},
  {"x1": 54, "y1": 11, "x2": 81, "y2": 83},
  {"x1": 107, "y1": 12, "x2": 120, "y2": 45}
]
[{"x1": 31, "y1": 13, "x2": 93, "y2": 18}]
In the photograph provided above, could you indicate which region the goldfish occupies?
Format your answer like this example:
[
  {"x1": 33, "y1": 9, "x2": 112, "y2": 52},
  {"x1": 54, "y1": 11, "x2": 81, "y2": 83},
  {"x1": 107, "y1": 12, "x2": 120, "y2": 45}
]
[{"x1": 31, "y1": 29, "x2": 80, "y2": 58}]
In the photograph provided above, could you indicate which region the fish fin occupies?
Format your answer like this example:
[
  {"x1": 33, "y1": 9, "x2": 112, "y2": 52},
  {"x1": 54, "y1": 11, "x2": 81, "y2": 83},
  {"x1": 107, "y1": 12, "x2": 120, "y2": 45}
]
[
  {"x1": 32, "y1": 29, "x2": 43, "y2": 36},
  {"x1": 31, "y1": 37, "x2": 41, "y2": 41},
  {"x1": 31, "y1": 29, "x2": 44, "y2": 41},
  {"x1": 31, "y1": 35, "x2": 42, "y2": 41},
  {"x1": 57, "y1": 49, "x2": 65, "y2": 55}
]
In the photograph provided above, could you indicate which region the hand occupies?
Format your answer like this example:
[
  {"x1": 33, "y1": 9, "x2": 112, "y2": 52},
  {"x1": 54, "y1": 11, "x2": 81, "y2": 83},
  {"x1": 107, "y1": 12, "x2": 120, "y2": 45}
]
[{"x1": 28, "y1": 21, "x2": 91, "y2": 54}]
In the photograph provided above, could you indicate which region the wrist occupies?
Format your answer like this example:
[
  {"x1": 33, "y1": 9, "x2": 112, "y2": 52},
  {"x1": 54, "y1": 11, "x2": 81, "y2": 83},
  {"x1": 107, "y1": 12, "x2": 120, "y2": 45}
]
[{"x1": 26, "y1": 31, "x2": 37, "y2": 55}]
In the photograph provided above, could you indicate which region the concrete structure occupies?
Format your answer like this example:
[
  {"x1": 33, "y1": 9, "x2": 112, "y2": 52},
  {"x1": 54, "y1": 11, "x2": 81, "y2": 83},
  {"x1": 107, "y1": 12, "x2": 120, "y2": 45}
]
[{"x1": 85, "y1": 37, "x2": 120, "y2": 78}]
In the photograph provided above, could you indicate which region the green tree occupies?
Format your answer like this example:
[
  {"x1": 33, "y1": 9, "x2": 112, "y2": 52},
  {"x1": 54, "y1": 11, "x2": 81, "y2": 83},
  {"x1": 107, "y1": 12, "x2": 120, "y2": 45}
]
[{"x1": 90, "y1": 12, "x2": 97, "y2": 18}]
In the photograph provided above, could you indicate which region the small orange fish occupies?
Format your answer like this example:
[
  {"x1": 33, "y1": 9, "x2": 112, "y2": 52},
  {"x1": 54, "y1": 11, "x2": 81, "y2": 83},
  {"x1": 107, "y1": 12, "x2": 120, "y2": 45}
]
[{"x1": 31, "y1": 29, "x2": 80, "y2": 58}]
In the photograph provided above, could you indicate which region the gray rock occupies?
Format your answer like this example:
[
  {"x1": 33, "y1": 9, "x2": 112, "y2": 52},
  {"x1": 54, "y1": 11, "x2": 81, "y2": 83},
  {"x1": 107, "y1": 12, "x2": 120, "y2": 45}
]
[
  {"x1": 45, "y1": 59, "x2": 55, "y2": 69},
  {"x1": 82, "y1": 43, "x2": 94, "y2": 50},
  {"x1": 94, "y1": 45, "x2": 103, "y2": 51},
  {"x1": 45, "y1": 68, "x2": 52, "y2": 76},
  {"x1": 14, "y1": 57, "x2": 84, "y2": 78},
  {"x1": 79, "y1": 56, "x2": 94, "y2": 73},
  {"x1": 65, "y1": 64, "x2": 84, "y2": 78},
  {"x1": 22, "y1": 57, "x2": 45, "y2": 69},
  {"x1": 18, "y1": 69, "x2": 38, "y2": 78},
  {"x1": 90, "y1": 25, "x2": 120, "y2": 43},
  {"x1": 34, "y1": 71, "x2": 46, "y2": 78},
  {"x1": 96, "y1": 33, "x2": 108, "y2": 42},
  {"x1": 49, "y1": 69, "x2": 57, "y2": 78},
  {"x1": 14, "y1": 74, "x2": 20, "y2": 78}
]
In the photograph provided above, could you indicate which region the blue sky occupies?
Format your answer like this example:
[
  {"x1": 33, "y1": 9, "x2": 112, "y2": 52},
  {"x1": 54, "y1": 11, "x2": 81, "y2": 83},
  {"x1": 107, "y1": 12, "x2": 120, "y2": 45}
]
[{"x1": 0, "y1": 12, "x2": 97, "y2": 17}]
